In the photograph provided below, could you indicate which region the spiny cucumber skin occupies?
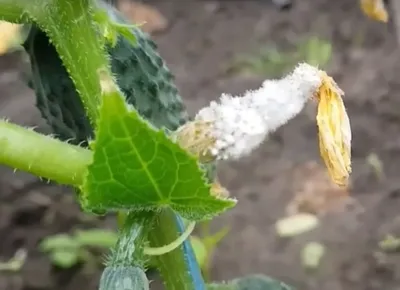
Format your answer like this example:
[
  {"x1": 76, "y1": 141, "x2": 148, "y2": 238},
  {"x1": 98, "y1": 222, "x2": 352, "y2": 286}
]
[
  {"x1": 23, "y1": 5, "x2": 188, "y2": 145},
  {"x1": 99, "y1": 266, "x2": 149, "y2": 290},
  {"x1": 23, "y1": 26, "x2": 94, "y2": 144},
  {"x1": 107, "y1": 211, "x2": 154, "y2": 268}
]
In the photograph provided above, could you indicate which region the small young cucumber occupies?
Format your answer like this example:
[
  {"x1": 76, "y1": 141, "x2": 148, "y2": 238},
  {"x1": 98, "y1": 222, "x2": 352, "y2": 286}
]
[
  {"x1": 100, "y1": 211, "x2": 154, "y2": 290},
  {"x1": 99, "y1": 266, "x2": 149, "y2": 290}
]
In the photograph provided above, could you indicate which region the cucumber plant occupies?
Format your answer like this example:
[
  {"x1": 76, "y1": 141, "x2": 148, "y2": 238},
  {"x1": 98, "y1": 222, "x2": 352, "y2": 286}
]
[{"x1": 0, "y1": 0, "x2": 294, "y2": 289}]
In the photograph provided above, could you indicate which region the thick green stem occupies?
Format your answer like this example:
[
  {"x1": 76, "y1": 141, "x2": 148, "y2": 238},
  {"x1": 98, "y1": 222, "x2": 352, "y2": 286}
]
[
  {"x1": 109, "y1": 211, "x2": 155, "y2": 267},
  {"x1": 0, "y1": 120, "x2": 92, "y2": 186},
  {"x1": 148, "y1": 209, "x2": 199, "y2": 290}
]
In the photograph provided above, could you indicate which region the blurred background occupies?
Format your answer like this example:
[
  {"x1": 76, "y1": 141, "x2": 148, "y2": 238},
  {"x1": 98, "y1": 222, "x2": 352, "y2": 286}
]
[{"x1": 1, "y1": 0, "x2": 400, "y2": 289}]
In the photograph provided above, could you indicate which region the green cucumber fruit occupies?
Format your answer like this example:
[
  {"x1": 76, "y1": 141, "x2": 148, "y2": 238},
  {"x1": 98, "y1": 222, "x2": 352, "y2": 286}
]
[
  {"x1": 23, "y1": 3, "x2": 188, "y2": 145},
  {"x1": 99, "y1": 266, "x2": 149, "y2": 290}
]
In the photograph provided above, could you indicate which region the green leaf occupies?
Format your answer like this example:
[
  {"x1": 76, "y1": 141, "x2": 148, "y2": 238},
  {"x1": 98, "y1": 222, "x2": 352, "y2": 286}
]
[
  {"x1": 202, "y1": 226, "x2": 230, "y2": 253},
  {"x1": 74, "y1": 229, "x2": 118, "y2": 248},
  {"x1": 93, "y1": 8, "x2": 137, "y2": 48},
  {"x1": 114, "y1": 25, "x2": 137, "y2": 46},
  {"x1": 95, "y1": 0, "x2": 137, "y2": 46},
  {"x1": 39, "y1": 234, "x2": 80, "y2": 252},
  {"x1": 201, "y1": 225, "x2": 230, "y2": 280},
  {"x1": 301, "y1": 242, "x2": 325, "y2": 269},
  {"x1": 81, "y1": 91, "x2": 235, "y2": 221},
  {"x1": 302, "y1": 37, "x2": 332, "y2": 68},
  {"x1": 190, "y1": 236, "x2": 207, "y2": 268},
  {"x1": 0, "y1": 249, "x2": 27, "y2": 272},
  {"x1": 379, "y1": 235, "x2": 400, "y2": 252},
  {"x1": 50, "y1": 250, "x2": 80, "y2": 268}
]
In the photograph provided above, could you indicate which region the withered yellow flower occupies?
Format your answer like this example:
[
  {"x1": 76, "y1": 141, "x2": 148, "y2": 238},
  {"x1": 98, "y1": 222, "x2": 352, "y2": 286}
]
[
  {"x1": 174, "y1": 121, "x2": 217, "y2": 163},
  {"x1": 174, "y1": 63, "x2": 352, "y2": 188},
  {"x1": 360, "y1": 0, "x2": 388, "y2": 23},
  {"x1": 0, "y1": 21, "x2": 23, "y2": 55},
  {"x1": 211, "y1": 182, "x2": 230, "y2": 199},
  {"x1": 315, "y1": 72, "x2": 352, "y2": 188}
]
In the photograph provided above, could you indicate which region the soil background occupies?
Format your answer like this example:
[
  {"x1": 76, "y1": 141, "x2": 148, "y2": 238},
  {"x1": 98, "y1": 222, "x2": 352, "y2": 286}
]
[{"x1": 1, "y1": 0, "x2": 400, "y2": 289}]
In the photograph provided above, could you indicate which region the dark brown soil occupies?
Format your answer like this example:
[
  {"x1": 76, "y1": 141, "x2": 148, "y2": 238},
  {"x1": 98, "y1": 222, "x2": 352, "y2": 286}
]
[{"x1": 1, "y1": 0, "x2": 400, "y2": 289}]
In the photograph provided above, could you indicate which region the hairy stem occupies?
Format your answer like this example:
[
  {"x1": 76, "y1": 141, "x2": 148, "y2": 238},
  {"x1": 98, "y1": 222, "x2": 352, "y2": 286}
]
[
  {"x1": 100, "y1": 212, "x2": 155, "y2": 290},
  {"x1": 28, "y1": 0, "x2": 106, "y2": 125},
  {"x1": 109, "y1": 211, "x2": 155, "y2": 267},
  {"x1": 148, "y1": 209, "x2": 206, "y2": 290},
  {"x1": 0, "y1": 120, "x2": 92, "y2": 186}
]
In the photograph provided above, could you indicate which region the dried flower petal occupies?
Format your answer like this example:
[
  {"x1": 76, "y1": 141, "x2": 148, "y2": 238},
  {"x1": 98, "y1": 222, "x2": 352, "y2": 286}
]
[
  {"x1": 360, "y1": 0, "x2": 389, "y2": 23},
  {"x1": 210, "y1": 182, "x2": 230, "y2": 199},
  {"x1": 315, "y1": 72, "x2": 352, "y2": 187},
  {"x1": 174, "y1": 121, "x2": 216, "y2": 163},
  {"x1": 0, "y1": 21, "x2": 22, "y2": 55}
]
